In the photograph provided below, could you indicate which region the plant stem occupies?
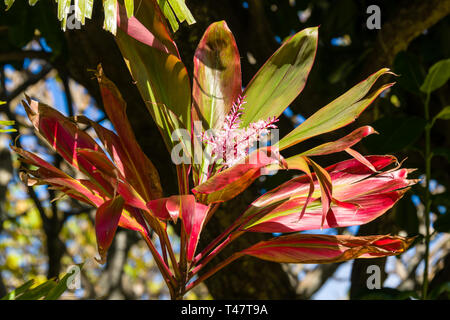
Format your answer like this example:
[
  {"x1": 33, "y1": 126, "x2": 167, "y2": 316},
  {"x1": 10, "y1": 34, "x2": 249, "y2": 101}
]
[
  {"x1": 192, "y1": 220, "x2": 241, "y2": 266},
  {"x1": 189, "y1": 230, "x2": 244, "y2": 280},
  {"x1": 177, "y1": 164, "x2": 190, "y2": 195},
  {"x1": 176, "y1": 164, "x2": 190, "y2": 298},
  {"x1": 160, "y1": 225, "x2": 182, "y2": 282},
  {"x1": 141, "y1": 231, "x2": 177, "y2": 295},
  {"x1": 184, "y1": 252, "x2": 244, "y2": 294},
  {"x1": 179, "y1": 221, "x2": 187, "y2": 292},
  {"x1": 422, "y1": 92, "x2": 432, "y2": 300}
]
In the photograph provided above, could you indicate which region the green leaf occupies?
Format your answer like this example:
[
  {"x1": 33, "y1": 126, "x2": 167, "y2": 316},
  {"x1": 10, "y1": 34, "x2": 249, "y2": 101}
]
[
  {"x1": 103, "y1": 0, "x2": 117, "y2": 34},
  {"x1": 278, "y1": 68, "x2": 393, "y2": 150},
  {"x1": 433, "y1": 106, "x2": 450, "y2": 126},
  {"x1": 2, "y1": 271, "x2": 74, "y2": 300},
  {"x1": 363, "y1": 116, "x2": 426, "y2": 154},
  {"x1": 44, "y1": 271, "x2": 75, "y2": 300},
  {"x1": 157, "y1": 0, "x2": 179, "y2": 32},
  {"x1": 420, "y1": 59, "x2": 450, "y2": 93},
  {"x1": 28, "y1": 0, "x2": 38, "y2": 6},
  {"x1": 167, "y1": 0, "x2": 195, "y2": 25},
  {"x1": 16, "y1": 280, "x2": 57, "y2": 300},
  {"x1": 124, "y1": 0, "x2": 134, "y2": 18},
  {"x1": 75, "y1": 0, "x2": 87, "y2": 24},
  {"x1": 115, "y1": 1, "x2": 191, "y2": 141},
  {"x1": 4, "y1": 0, "x2": 15, "y2": 10},
  {"x1": 1, "y1": 280, "x2": 35, "y2": 300},
  {"x1": 0, "y1": 119, "x2": 16, "y2": 133},
  {"x1": 240, "y1": 27, "x2": 318, "y2": 127},
  {"x1": 85, "y1": 0, "x2": 93, "y2": 19},
  {"x1": 57, "y1": 0, "x2": 71, "y2": 29}
]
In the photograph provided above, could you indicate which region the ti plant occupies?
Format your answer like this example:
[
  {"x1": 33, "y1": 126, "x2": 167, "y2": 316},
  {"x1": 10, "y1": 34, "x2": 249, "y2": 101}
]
[{"x1": 12, "y1": 1, "x2": 417, "y2": 299}]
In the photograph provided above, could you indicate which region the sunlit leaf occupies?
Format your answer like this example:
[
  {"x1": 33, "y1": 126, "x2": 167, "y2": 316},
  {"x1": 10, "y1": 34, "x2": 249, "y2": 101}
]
[
  {"x1": 4, "y1": 0, "x2": 15, "y2": 11},
  {"x1": 157, "y1": 0, "x2": 179, "y2": 32},
  {"x1": 420, "y1": 58, "x2": 450, "y2": 93},
  {"x1": 168, "y1": 0, "x2": 195, "y2": 25},
  {"x1": 242, "y1": 156, "x2": 413, "y2": 233},
  {"x1": 300, "y1": 126, "x2": 376, "y2": 156},
  {"x1": 192, "y1": 20, "x2": 242, "y2": 131},
  {"x1": 95, "y1": 196, "x2": 125, "y2": 264},
  {"x1": 433, "y1": 106, "x2": 450, "y2": 124},
  {"x1": 192, "y1": 148, "x2": 279, "y2": 204},
  {"x1": 278, "y1": 69, "x2": 393, "y2": 150},
  {"x1": 115, "y1": 2, "x2": 191, "y2": 137},
  {"x1": 241, "y1": 234, "x2": 414, "y2": 264},
  {"x1": 240, "y1": 27, "x2": 318, "y2": 127},
  {"x1": 124, "y1": 0, "x2": 134, "y2": 18},
  {"x1": 1, "y1": 280, "x2": 34, "y2": 300},
  {"x1": 103, "y1": 0, "x2": 118, "y2": 34}
]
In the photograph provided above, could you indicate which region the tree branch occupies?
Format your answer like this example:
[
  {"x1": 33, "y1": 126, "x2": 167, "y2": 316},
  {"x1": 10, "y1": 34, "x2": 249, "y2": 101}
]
[{"x1": 366, "y1": 0, "x2": 450, "y2": 70}]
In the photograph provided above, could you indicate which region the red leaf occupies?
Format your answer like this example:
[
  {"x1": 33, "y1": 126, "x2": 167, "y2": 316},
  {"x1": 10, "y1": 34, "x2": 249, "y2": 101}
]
[
  {"x1": 146, "y1": 195, "x2": 194, "y2": 222},
  {"x1": 95, "y1": 66, "x2": 163, "y2": 201},
  {"x1": 95, "y1": 196, "x2": 125, "y2": 264},
  {"x1": 117, "y1": 3, "x2": 171, "y2": 55},
  {"x1": 242, "y1": 155, "x2": 415, "y2": 233},
  {"x1": 147, "y1": 195, "x2": 210, "y2": 261},
  {"x1": 345, "y1": 147, "x2": 377, "y2": 172},
  {"x1": 301, "y1": 126, "x2": 376, "y2": 156},
  {"x1": 22, "y1": 97, "x2": 114, "y2": 194},
  {"x1": 192, "y1": 148, "x2": 280, "y2": 204},
  {"x1": 251, "y1": 155, "x2": 396, "y2": 208},
  {"x1": 119, "y1": 206, "x2": 149, "y2": 235},
  {"x1": 242, "y1": 234, "x2": 414, "y2": 264},
  {"x1": 244, "y1": 190, "x2": 408, "y2": 233},
  {"x1": 183, "y1": 200, "x2": 209, "y2": 262},
  {"x1": 307, "y1": 158, "x2": 333, "y2": 228}
]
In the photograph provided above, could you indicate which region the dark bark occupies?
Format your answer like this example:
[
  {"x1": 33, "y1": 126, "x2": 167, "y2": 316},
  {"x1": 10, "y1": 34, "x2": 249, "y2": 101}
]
[{"x1": 364, "y1": 0, "x2": 450, "y2": 72}]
